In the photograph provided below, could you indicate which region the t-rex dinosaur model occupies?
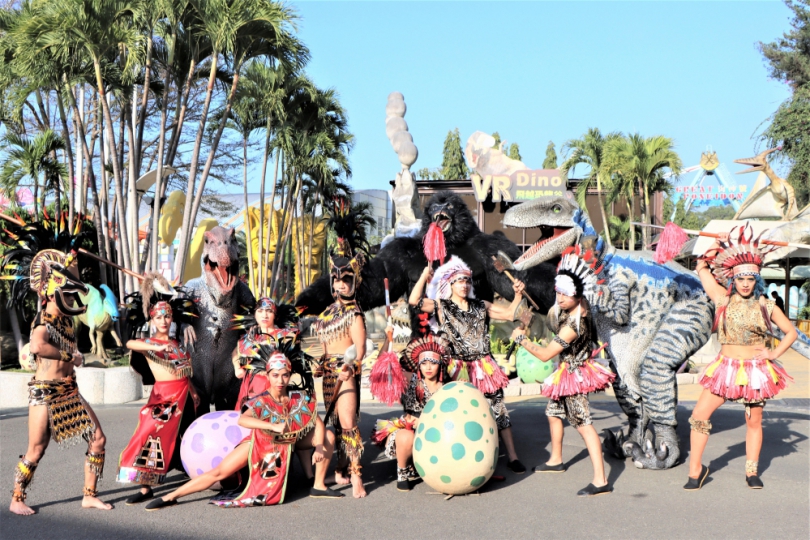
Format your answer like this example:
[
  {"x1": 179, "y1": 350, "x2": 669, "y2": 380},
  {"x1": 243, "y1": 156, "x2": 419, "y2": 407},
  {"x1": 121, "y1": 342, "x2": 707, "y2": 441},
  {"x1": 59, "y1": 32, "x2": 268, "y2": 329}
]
[
  {"x1": 75, "y1": 283, "x2": 122, "y2": 362},
  {"x1": 733, "y1": 148, "x2": 799, "y2": 221},
  {"x1": 184, "y1": 226, "x2": 255, "y2": 410},
  {"x1": 503, "y1": 193, "x2": 714, "y2": 470}
]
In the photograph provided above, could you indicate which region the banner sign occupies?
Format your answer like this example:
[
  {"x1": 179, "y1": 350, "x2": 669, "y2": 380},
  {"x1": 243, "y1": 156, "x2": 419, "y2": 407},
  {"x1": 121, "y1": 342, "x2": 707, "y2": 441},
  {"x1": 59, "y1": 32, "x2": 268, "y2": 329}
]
[
  {"x1": 470, "y1": 169, "x2": 566, "y2": 202},
  {"x1": 673, "y1": 184, "x2": 748, "y2": 202}
]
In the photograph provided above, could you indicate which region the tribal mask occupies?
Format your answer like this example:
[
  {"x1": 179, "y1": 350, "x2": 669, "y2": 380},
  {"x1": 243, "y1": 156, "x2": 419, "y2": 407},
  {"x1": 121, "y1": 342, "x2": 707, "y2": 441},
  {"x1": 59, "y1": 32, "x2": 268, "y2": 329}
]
[
  {"x1": 329, "y1": 238, "x2": 365, "y2": 301},
  {"x1": 30, "y1": 249, "x2": 88, "y2": 315}
]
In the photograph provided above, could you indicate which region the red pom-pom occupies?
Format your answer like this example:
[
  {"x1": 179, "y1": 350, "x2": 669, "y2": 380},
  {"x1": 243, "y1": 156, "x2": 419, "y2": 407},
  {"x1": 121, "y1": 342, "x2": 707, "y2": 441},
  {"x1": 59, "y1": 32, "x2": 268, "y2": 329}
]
[
  {"x1": 654, "y1": 222, "x2": 689, "y2": 264},
  {"x1": 423, "y1": 222, "x2": 446, "y2": 263},
  {"x1": 370, "y1": 351, "x2": 406, "y2": 406}
]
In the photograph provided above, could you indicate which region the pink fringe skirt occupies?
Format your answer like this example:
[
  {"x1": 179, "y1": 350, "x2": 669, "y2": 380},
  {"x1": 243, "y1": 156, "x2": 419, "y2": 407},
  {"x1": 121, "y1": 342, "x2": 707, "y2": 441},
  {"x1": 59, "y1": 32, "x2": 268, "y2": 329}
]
[
  {"x1": 699, "y1": 354, "x2": 792, "y2": 402},
  {"x1": 541, "y1": 360, "x2": 615, "y2": 400},
  {"x1": 371, "y1": 416, "x2": 415, "y2": 448},
  {"x1": 449, "y1": 355, "x2": 510, "y2": 395}
]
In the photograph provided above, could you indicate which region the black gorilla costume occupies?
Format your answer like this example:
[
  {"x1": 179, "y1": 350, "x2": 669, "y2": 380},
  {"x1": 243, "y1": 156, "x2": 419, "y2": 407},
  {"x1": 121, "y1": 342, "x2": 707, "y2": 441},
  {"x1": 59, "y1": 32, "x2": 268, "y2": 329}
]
[{"x1": 296, "y1": 191, "x2": 558, "y2": 317}]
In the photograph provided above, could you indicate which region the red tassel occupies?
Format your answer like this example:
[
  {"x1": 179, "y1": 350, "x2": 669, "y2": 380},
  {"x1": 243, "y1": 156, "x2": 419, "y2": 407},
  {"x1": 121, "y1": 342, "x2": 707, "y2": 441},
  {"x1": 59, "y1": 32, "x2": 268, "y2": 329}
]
[
  {"x1": 423, "y1": 222, "x2": 446, "y2": 263},
  {"x1": 654, "y1": 222, "x2": 689, "y2": 264},
  {"x1": 370, "y1": 351, "x2": 406, "y2": 406}
]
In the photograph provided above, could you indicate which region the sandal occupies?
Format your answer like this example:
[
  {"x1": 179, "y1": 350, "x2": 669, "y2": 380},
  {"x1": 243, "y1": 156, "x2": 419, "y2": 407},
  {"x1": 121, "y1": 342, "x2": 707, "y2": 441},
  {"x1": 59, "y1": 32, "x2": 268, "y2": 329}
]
[
  {"x1": 683, "y1": 465, "x2": 710, "y2": 491},
  {"x1": 746, "y1": 475, "x2": 764, "y2": 489}
]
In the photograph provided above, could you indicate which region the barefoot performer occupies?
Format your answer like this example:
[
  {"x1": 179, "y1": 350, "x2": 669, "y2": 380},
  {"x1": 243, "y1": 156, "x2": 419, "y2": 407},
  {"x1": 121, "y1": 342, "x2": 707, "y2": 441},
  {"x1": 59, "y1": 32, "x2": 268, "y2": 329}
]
[
  {"x1": 117, "y1": 273, "x2": 201, "y2": 505},
  {"x1": 510, "y1": 246, "x2": 615, "y2": 496},
  {"x1": 410, "y1": 256, "x2": 528, "y2": 474},
  {"x1": 2, "y1": 220, "x2": 112, "y2": 515},
  {"x1": 686, "y1": 225, "x2": 797, "y2": 491},
  {"x1": 371, "y1": 331, "x2": 450, "y2": 491},
  {"x1": 145, "y1": 349, "x2": 342, "y2": 510},
  {"x1": 312, "y1": 234, "x2": 367, "y2": 498}
]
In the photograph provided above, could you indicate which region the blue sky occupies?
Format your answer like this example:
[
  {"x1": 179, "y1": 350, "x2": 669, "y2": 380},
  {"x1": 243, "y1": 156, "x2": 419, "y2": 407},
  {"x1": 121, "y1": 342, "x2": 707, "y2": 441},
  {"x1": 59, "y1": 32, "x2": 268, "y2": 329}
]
[{"x1": 245, "y1": 1, "x2": 793, "y2": 195}]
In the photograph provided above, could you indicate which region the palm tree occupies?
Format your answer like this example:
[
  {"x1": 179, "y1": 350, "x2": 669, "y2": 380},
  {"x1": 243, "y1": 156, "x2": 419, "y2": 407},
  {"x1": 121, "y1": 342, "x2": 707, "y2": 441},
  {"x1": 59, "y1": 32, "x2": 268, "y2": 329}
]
[
  {"x1": 607, "y1": 214, "x2": 631, "y2": 250},
  {"x1": 0, "y1": 130, "x2": 67, "y2": 219},
  {"x1": 604, "y1": 134, "x2": 681, "y2": 250},
  {"x1": 561, "y1": 128, "x2": 622, "y2": 248}
]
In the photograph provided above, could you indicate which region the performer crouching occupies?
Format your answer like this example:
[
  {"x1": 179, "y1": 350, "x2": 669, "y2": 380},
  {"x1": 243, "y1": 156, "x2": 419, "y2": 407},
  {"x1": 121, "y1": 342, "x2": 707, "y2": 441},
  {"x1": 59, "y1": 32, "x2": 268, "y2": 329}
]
[
  {"x1": 118, "y1": 274, "x2": 201, "y2": 504},
  {"x1": 510, "y1": 246, "x2": 615, "y2": 496},
  {"x1": 372, "y1": 331, "x2": 449, "y2": 491},
  {"x1": 145, "y1": 350, "x2": 342, "y2": 510},
  {"x1": 5, "y1": 246, "x2": 111, "y2": 514},
  {"x1": 312, "y1": 237, "x2": 367, "y2": 497},
  {"x1": 686, "y1": 226, "x2": 797, "y2": 490},
  {"x1": 410, "y1": 256, "x2": 527, "y2": 474}
]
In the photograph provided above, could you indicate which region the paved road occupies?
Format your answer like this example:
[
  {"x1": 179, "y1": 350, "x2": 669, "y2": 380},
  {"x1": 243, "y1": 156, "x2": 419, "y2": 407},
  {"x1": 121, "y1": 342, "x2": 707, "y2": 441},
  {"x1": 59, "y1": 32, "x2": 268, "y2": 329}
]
[{"x1": 1, "y1": 399, "x2": 808, "y2": 540}]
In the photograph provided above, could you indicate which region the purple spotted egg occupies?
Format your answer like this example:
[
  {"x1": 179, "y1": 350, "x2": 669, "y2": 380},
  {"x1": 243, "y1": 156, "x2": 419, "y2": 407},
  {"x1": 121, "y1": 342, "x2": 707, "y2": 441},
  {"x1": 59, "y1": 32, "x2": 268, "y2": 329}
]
[{"x1": 180, "y1": 411, "x2": 250, "y2": 478}]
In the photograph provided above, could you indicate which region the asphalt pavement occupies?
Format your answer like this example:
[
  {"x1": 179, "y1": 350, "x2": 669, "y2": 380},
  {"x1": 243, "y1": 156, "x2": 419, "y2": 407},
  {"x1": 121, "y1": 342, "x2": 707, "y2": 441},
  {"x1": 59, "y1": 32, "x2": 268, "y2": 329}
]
[{"x1": 1, "y1": 397, "x2": 808, "y2": 540}]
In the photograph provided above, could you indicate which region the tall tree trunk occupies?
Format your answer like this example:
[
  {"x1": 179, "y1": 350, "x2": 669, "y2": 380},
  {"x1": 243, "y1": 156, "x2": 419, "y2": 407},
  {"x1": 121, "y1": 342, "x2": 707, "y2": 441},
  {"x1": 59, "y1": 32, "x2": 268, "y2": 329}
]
[
  {"x1": 173, "y1": 53, "x2": 220, "y2": 281},
  {"x1": 56, "y1": 90, "x2": 75, "y2": 225},
  {"x1": 256, "y1": 120, "x2": 271, "y2": 294},
  {"x1": 166, "y1": 58, "x2": 197, "y2": 167},
  {"x1": 595, "y1": 173, "x2": 612, "y2": 248},
  {"x1": 149, "y1": 55, "x2": 174, "y2": 273},
  {"x1": 642, "y1": 182, "x2": 651, "y2": 251},
  {"x1": 242, "y1": 137, "x2": 255, "y2": 293},
  {"x1": 134, "y1": 33, "x2": 153, "y2": 176},
  {"x1": 262, "y1": 151, "x2": 281, "y2": 294},
  {"x1": 627, "y1": 198, "x2": 635, "y2": 251},
  {"x1": 270, "y1": 172, "x2": 296, "y2": 296}
]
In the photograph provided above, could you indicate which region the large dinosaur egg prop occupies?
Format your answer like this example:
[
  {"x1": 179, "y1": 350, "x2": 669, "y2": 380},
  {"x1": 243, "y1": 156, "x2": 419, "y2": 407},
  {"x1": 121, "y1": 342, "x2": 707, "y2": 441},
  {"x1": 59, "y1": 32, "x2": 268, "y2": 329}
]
[
  {"x1": 412, "y1": 382, "x2": 499, "y2": 494},
  {"x1": 516, "y1": 346, "x2": 555, "y2": 384}
]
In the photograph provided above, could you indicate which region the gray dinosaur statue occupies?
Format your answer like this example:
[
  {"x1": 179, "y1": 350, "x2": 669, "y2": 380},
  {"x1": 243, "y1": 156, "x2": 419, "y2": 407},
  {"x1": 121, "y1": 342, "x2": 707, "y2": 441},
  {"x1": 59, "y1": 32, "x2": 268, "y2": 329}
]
[
  {"x1": 184, "y1": 226, "x2": 255, "y2": 410},
  {"x1": 503, "y1": 193, "x2": 713, "y2": 470}
]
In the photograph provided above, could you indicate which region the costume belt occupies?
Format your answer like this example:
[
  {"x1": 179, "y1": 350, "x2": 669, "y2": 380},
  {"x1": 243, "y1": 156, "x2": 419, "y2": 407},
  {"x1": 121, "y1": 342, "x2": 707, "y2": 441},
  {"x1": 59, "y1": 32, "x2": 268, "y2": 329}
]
[{"x1": 28, "y1": 376, "x2": 96, "y2": 446}]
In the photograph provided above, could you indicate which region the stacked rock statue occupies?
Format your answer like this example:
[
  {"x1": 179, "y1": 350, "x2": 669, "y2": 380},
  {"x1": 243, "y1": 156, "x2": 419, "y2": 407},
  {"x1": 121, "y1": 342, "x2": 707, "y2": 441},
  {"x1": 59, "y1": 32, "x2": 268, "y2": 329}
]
[
  {"x1": 385, "y1": 92, "x2": 422, "y2": 242},
  {"x1": 412, "y1": 382, "x2": 499, "y2": 495}
]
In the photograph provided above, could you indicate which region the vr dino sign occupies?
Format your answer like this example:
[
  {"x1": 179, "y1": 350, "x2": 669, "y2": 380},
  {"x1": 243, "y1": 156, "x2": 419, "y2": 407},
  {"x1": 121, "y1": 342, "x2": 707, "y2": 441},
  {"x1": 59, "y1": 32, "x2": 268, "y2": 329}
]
[{"x1": 471, "y1": 169, "x2": 567, "y2": 202}]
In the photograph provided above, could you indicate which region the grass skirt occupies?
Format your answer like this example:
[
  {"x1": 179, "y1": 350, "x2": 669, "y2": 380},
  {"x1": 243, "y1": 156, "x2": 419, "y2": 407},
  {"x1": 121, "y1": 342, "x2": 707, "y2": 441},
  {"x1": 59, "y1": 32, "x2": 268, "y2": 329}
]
[
  {"x1": 699, "y1": 353, "x2": 792, "y2": 402},
  {"x1": 541, "y1": 360, "x2": 615, "y2": 400}
]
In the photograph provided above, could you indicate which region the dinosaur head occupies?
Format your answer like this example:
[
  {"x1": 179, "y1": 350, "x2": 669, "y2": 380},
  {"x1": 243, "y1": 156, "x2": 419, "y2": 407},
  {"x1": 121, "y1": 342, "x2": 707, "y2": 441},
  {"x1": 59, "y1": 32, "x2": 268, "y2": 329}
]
[
  {"x1": 503, "y1": 193, "x2": 601, "y2": 271},
  {"x1": 734, "y1": 147, "x2": 778, "y2": 175},
  {"x1": 201, "y1": 226, "x2": 239, "y2": 298},
  {"x1": 419, "y1": 191, "x2": 479, "y2": 249}
]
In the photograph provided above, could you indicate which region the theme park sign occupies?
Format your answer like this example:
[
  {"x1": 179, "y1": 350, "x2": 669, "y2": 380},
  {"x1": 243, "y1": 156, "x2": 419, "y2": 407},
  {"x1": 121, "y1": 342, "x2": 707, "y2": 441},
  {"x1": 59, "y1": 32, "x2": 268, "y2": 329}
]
[
  {"x1": 674, "y1": 184, "x2": 748, "y2": 201},
  {"x1": 471, "y1": 169, "x2": 566, "y2": 202}
]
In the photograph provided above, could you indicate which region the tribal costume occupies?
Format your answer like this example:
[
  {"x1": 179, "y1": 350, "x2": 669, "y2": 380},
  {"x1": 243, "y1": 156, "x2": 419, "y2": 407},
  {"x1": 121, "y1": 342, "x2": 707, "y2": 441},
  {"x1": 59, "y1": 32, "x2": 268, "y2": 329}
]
[
  {"x1": 698, "y1": 225, "x2": 793, "y2": 414},
  {"x1": 1, "y1": 213, "x2": 107, "y2": 505},
  {"x1": 311, "y1": 215, "x2": 368, "y2": 468},
  {"x1": 118, "y1": 275, "x2": 199, "y2": 489},
  {"x1": 427, "y1": 257, "x2": 511, "y2": 429},
  {"x1": 371, "y1": 335, "x2": 448, "y2": 484},
  {"x1": 542, "y1": 246, "x2": 615, "y2": 427},
  {"x1": 212, "y1": 387, "x2": 317, "y2": 506}
]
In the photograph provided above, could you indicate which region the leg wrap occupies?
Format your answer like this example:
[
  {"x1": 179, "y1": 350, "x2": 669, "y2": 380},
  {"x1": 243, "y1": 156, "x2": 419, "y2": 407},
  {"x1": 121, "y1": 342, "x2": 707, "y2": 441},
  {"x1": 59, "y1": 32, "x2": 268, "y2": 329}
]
[
  {"x1": 337, "y1": 426, "x2": 364, "y2": 464},
  {"x1": 85, "y1": 450, "x2": 105, "y2": 481},
  {"x1": 396, "y1": 466, "x2": 408, "y2": 482},
  {"x1": 83, "y1": 486, "x2": 98, "y2": 497},
  {"x1": 12, "y1": 456, "x2": 38, "y2": 502},
  {"x1": 347, "y1": 462, "x2": 363, "y2": 477},
  {"x1": 405, "y1": 463, "x2": 419, "y2": 480},
  {"x1": 689, "y1": 417, "x2": 712, "y2": 436},
  {"x1": 745, "y1": 460, "x2": 758, "y2": 476}
]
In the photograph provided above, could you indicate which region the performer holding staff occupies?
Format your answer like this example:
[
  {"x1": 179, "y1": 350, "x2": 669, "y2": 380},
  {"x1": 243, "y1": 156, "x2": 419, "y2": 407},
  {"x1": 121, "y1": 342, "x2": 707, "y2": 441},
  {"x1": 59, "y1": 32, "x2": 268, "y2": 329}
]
[
  {"x1": 117, "y1": 273, "x2": 200, "y2": 505},
  {"x1": 410, "y1": 256, "x2": 527, "y2": 473},
  {"x1": 312, "y1": 235, "x2": 367, "y2": 498},
  {"x1": 686, "y1": 226, "x2": 796, "y2": 490},
  {"x1": 510, "y1": 246, "x2": 615, "y2": 496},
  {"x1": 3, "y1": 230, "x2": 112, "y2": 514},
  {"x1": 145, "y1": 349, "x2": 342, "y2": 510}
]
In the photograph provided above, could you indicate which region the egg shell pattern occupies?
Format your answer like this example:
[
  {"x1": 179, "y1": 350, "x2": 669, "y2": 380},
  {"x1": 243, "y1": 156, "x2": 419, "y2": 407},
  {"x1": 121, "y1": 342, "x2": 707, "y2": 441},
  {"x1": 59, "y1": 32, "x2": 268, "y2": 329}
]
[
  {"x1": 412, "y1": 382, "x2": 499, "y2": 495},
  {"x1": 516, "y1": 346, "x2": 555, "y2": 384},
  {"x1": 180, "y1": 411, "x2": 250, "y2": 478}
]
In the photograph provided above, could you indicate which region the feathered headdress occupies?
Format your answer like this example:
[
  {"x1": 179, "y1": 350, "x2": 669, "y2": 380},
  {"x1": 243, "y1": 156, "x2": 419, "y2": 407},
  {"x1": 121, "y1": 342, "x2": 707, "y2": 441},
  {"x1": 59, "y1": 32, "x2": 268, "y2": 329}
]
[
  {"x1": 554, "y1": 246, "x2": 605, "y2": 332},
  {"x1": 702, "y1": 223, "x2": 776, "y2": 288},
  {"x1": 124, "y1": 272, "x2": 197, "y2": 340},
  {"x1": 328, "y1": 199, "x2": 368, "y2": 300},
  {"x1": 230, "y1": 295, "x2": 302, "y2": 333},
  {"x1": 426, "y1": 255, "x2": 475, "y2": 300},
  {"x1": 0, "y1": 211, "x2": 91, "y2": 316}
]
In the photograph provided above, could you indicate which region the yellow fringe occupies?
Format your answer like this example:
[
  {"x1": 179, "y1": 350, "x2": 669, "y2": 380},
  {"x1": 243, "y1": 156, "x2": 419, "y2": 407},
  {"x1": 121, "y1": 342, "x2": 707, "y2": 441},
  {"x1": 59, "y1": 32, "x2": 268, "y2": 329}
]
[
  {"x1": 703, "y1": 358, "x2": 722, "y2": 378},
  {"x1": 734, "y1": 362, "x2": 748, "y2": 386}
]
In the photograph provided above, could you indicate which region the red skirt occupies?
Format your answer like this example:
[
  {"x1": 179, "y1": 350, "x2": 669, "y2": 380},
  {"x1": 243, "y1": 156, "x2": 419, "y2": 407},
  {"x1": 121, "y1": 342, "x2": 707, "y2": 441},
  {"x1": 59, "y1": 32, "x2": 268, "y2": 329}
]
[
  {"x1": 699, "y1": 354, "x2": 792, "y2": 402},
  {"x1": 449, "y1": 355, "x2": 510, "y2": 395},
  {"x1": 541, "y1": 360, "x2": 615, "y2": 400},
  {"x1": 117, "y1": 378, "x2": 190, "y2": 486}
]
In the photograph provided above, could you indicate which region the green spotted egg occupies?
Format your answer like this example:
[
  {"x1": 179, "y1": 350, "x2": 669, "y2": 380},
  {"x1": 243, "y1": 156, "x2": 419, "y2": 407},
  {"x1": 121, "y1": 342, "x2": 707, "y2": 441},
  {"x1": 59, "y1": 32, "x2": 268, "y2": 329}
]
[{"x1": 412, "y1": 381, "x2": 498, "y2": 495}]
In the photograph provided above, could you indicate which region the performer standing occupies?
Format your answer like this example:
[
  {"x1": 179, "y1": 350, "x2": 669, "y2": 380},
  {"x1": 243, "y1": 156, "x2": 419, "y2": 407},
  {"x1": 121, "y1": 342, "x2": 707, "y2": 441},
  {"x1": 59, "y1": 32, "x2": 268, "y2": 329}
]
[
  {"x1": 3, "y1": 237, "x2": 112, "y2": 515},
  {"x1": 145, "y1": 350, "x2": 342, "y2": 510},
  {"x1": 410, "y1": 256, "x2": 527, "y2": 473},
  {"x1": 686, "y1": 226, "x2": 796, "y2": 490},
  {"x1": 117, "y1": 274, "x2": 200, "y2": 505},
  {"x1": 371, "y1": 331, "x2": 449, "y2": 491},
  {"x1": 510, "y1": 246, "x2": 615, "y2": 496},
  {"x1": 312, "y1": 237, "x2": 367, "y2": 498}
]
